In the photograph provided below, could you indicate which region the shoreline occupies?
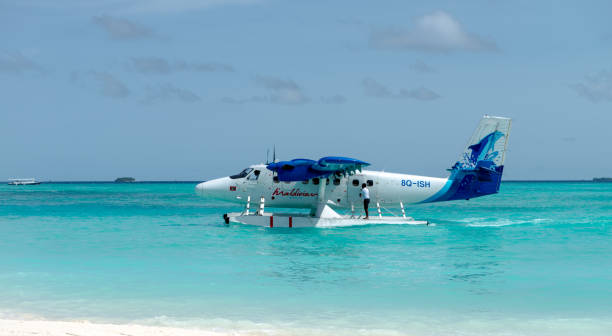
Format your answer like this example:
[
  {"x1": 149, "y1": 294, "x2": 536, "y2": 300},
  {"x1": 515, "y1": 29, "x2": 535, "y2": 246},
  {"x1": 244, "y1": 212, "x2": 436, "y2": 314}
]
[
  {"x1": 0, "y1": 318, "x2": 224, "y2": 336},
  {"x1": 2, "y1": 315, "x2": 612, "y2": 336}
]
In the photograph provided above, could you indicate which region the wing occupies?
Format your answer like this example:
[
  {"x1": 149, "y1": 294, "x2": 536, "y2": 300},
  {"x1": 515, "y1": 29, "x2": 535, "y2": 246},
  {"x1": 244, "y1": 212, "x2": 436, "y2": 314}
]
[{"x1": 267, "y1": 156, "x2": 370, "y2": 182}]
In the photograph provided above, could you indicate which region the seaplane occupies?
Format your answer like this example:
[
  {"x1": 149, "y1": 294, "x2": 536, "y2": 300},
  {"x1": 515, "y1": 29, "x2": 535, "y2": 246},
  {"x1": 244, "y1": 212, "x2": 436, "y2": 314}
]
[{"x1": 196, "y1": 115, "x2": 511, "y2": 227}]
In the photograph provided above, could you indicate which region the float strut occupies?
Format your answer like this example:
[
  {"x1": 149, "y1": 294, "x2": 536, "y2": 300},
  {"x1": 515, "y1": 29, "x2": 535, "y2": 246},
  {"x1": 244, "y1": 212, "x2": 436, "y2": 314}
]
[
  {"x1": 258, "y1": 196, "x2": 265, "y2": 216},
  {"x1": 245, "y1": 195, "x2": 251, "y2": 215}
]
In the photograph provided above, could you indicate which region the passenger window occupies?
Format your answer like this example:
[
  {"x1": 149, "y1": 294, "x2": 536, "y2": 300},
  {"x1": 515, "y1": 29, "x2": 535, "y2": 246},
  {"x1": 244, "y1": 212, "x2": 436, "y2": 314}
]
[
  {"x1": 326, "y1": 178, "x2": 330, "y2": 185},
  {"x1": 302, "y1": 180, "x2": 309, "y2": 184},
  {"x1": 313, "y1": 178, "x2": 320, "y2": 185},
  {"x1": 333, "y1": 178, "x2": 341, "y2": 185},
  {"x1": 352, "y1": 179, "x2": 360, "y2": 186},
  {"x1": 273, "y1": 176, "x2": 279, "y2": 183},
  {"x1": 367, "y1": 180, "x2": 374, "y2": 186}
]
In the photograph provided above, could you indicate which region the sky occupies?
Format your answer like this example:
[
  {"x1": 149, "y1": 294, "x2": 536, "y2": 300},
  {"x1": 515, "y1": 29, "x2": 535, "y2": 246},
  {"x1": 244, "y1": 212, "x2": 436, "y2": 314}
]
[{"x1": 1, "y1": 0, "x2": 611, "y2": 181}]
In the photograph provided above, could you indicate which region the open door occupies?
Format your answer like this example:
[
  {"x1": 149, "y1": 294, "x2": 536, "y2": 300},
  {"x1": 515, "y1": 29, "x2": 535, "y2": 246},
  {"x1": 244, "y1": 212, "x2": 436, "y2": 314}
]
[
  {"x1": 347, "y1": 174, "x2": 363, "y2": 216},
  {"x1": 347, "y1": 174, "x2": 377, "y2": 217}
]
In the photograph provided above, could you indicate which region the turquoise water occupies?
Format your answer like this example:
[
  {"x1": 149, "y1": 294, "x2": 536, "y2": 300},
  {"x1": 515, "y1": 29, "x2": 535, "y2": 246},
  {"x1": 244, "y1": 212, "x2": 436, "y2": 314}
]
[{"x1": 1, "y1": 182, "x2": 611, "y2": 335}]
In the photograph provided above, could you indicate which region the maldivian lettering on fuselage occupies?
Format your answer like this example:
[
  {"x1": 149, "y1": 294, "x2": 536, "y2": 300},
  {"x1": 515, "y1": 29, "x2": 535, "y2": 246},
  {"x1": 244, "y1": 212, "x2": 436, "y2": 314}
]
[
  {"x1": 271, "y1": 188, "x2": 318, "y2": 197},
  {"x1": 400, "y1": 179, "x2": 431, "y2": 188}
]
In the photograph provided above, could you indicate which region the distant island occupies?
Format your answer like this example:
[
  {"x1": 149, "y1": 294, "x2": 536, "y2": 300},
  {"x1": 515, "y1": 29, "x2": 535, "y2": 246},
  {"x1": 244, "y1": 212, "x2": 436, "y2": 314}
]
[
  {"x1": 114, "y1": 177, "x2": 135, "y2": 183},
  {"x1": 593, "y1": 177, "x2": 612, "y2": 182}
]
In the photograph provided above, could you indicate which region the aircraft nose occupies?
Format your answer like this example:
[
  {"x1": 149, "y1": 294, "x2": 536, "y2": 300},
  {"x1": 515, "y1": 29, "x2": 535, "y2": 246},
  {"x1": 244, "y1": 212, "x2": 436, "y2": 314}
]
[{"x1": 195, "y1": 177, "x2": 231, "y2": 197}]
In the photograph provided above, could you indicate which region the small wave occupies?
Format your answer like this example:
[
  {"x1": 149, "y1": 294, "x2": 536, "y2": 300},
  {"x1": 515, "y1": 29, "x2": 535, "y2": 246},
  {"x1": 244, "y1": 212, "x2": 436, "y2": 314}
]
[
  {"x1": 2, "y1": 313, "x2": 612, "y2": 336},
  {"x1": 129, "y1": 315, "x2": 612, "y2": 336},
  {"x1": 462, "y1": 217, "x2": 551, "y2": 227}
]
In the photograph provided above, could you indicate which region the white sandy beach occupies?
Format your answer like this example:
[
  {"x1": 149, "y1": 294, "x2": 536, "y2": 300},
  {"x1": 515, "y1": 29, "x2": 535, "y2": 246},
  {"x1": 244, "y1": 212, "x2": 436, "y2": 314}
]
[
  {"x1": 3, "y1": 317, "x2": 612, "y2": 336},
  {"x1": 0, "y1": 319, "x2": 225, "y2": 336}
]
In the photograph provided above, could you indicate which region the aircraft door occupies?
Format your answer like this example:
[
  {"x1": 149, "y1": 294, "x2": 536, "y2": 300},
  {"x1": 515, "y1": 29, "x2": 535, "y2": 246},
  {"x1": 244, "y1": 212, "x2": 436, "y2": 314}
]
[
  {"x1": 348, "y1": 175, "x2": 364, "y2": 213},
  {"x1": 347, "y1": 175, "x2": 377, "y2": 215}
]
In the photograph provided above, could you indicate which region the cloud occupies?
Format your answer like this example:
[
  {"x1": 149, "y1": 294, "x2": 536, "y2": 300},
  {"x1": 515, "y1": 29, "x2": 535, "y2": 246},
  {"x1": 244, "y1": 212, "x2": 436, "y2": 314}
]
[
  {"x1": 0, "y1": 51, "x2": 44, "y2": 74},
  {"x1": 409, "y1": 60, "x2": 436, "y2": 74},
  {"x1": 11, "y1": 0, "x2": 260, "y2": 15},
  {"x1": 92, "y1": 15, "x2": 153, "y2": 40},
  {"x1": 223, "y1": 75, "x2": 310, "y2": 105},
  {"x1": 129, "y1": 57, "x2": 234, "y2": 74},
  {"x1": 570, "y1": 70, "x2": 612, "y2": 103},
  {"x1": 362, "y1": 77, "x2": 393, "y2": 97},
  {"x1": 143, "y1": 83, "x2": 201, "y2": 104},
  {"x1": 72, "y1": 71, "x2": 199, "y2": 103},
  {"x1": 91, "y1": 72, "x2": 130, "y2": 98},
  {"x1": 370, "y1": 11, "x2": 498, "y2": 53},
  {"x1": 398, "y1": 87, "x2": 440, "y2": 101},
  {"x1": 71, "y1": 71, "x2": 130, "y2": 99},
  {"x1": 130, "y1": 57, "x2": 172, "y2": 74},
  {"x1": 362, "y1": 77, "x2": 440, "y2": 101},
  {"x1": 320, "y1": 95, "x2": 347, "y2": 104},
  {"x1": 178, "y1": 61, "x2": 234, "y2": 72},
  {"x1": 267, "y1": 91, "x2": 310, "y2": 105},
  {"x1": 254, "y1": 75, "x2": 300, "y2": 91},
  {"x1": 119, "y1": 0, "x2": 260, "y2": 14},
  {"x1": 255, "y1": 75, "x2": 310, "y2": 104},
  {"x1": 221, "y1": 96, "x2": 267, "y2": 104}
]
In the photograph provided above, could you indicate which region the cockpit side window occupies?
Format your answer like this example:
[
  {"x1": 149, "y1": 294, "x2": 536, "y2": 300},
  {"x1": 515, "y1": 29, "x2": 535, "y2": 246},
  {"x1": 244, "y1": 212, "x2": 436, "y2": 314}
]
[
  {"x1": 230, "y1": 168, "x2": 253, "y2": 179},
  {"x1": 247, "y1": 170, "x2": 261, "y2": 181}
]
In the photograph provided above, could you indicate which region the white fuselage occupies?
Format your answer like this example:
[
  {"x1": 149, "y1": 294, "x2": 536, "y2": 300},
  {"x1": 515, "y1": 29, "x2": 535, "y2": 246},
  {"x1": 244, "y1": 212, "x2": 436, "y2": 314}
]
[
  {"x1": 196, "y1": 164, "x2": 448, "y2": 209},
  {"x1": 196, "y1": 116, "x2": 511, "y2": 214}
]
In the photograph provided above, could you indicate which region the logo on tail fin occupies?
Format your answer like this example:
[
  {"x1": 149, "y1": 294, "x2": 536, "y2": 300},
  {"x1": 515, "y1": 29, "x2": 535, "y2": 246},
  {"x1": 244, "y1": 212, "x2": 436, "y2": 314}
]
[
  {"x1": 423, "y1": 116, "x2": 511, "y2": 203},
  {"x1": 457, "y1": 131, "x2": 504, "y2": 169}
]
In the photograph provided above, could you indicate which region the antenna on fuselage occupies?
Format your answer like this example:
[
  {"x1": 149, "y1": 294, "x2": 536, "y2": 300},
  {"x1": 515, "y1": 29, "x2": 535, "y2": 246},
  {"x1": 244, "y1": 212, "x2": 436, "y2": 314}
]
[{"x1": 273, "y1": 145, "x2": 276, "y2": 163}]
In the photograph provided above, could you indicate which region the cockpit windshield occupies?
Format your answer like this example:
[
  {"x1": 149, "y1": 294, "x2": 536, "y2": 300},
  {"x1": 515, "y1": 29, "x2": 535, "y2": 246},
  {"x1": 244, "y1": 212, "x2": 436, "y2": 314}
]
[{"x1": 230, "y1": 168, "x2": 253, "y2": 179}]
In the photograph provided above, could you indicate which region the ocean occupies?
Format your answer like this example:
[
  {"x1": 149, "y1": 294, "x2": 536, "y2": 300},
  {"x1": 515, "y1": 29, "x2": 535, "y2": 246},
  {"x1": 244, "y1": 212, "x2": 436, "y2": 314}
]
[{"x1": 0, "y1": 182, "x2": 611, "y2": 335}]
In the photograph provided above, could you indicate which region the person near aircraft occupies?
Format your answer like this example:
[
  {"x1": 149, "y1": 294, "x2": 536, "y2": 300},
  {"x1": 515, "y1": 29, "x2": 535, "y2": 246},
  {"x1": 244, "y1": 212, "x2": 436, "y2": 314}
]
[{"x1": 361, "y1": 183, "x2": 370, "y2": 219}]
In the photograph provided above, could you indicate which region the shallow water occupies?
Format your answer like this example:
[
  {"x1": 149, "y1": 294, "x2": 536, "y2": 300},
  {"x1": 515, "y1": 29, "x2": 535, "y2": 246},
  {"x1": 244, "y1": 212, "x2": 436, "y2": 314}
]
[{"x1": 0, "y1": 182, "x2": 611, "y2": 335}]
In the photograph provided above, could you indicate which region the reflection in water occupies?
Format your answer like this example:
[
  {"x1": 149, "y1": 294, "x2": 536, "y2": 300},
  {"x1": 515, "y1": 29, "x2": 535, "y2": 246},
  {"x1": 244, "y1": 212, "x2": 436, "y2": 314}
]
[
  {"x1": 254, "y1": 228, "x2": 369, "y2": 286},
  {"x1": 442, "y1": 223, "x2": 506, "y2": 297}
]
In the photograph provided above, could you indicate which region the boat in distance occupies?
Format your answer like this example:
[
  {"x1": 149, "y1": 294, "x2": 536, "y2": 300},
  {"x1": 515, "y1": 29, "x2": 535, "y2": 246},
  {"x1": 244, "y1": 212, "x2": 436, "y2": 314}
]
[
  {"x1": 115, "y1": 177, "x2": 136, "y2": 183},
  {"x1": 196, "y1": 115, "x2": 512, "y2": 227},
  {"x1": 8, "y1": 178, "x2": 41, "y2": 185}
]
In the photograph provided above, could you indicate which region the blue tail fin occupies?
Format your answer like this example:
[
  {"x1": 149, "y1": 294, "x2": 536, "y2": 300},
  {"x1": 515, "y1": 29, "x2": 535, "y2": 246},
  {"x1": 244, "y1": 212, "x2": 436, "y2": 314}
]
[{"x1": 426, "y1": 116, "x2": 512, "y2": 202}]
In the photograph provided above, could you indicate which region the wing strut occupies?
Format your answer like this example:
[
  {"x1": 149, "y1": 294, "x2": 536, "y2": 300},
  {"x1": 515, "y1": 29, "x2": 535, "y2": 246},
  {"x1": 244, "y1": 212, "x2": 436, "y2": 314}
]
[{"x1": 311, "y1": 178, "x2": 342, "y2": 218}]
